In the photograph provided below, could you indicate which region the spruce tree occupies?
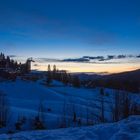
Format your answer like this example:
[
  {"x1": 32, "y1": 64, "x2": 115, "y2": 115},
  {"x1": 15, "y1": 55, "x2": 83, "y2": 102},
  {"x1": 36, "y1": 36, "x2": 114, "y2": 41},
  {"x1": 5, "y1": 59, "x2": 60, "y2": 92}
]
[
  {"x1": 72, "y1": 76, "x2": 80, "y2": 88},
  {"x1": 53, "y1": 65, "x2": 57, "y2": 79},
  {"x1": 46, "y1": 64, "x2": 52, "y2": 85}
]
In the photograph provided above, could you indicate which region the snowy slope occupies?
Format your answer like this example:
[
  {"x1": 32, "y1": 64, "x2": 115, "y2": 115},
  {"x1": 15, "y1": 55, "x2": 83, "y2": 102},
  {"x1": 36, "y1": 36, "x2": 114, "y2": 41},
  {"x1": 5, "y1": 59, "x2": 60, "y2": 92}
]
[
  {"x1": 0, "y1": 115, "x2": 140, "y2": 140},
  {"x1": 0, "y1": 78, "x2": 139, "y2": 133}
]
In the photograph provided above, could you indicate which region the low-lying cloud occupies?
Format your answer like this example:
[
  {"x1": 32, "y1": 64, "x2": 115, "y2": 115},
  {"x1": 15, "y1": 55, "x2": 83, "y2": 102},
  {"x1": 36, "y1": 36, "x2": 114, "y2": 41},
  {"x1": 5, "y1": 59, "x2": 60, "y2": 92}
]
[
  {"x1": 61, "y1": 54, "x2": 140, "y2": 63},
  {"x1": 34, "y1": 54, "x2": 140, "y2": 64},
  {"x1": 62, "y1": 58, "x2": 90, "y2": 62},
  {"x1": 9, "y1": 55, "x2": 18, "y2": 58}
]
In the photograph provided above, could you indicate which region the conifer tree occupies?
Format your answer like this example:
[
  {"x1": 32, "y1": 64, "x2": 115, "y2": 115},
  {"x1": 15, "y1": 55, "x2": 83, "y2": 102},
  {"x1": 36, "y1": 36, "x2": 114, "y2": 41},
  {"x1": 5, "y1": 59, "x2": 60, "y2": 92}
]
[
  {"x1": 46, "y1": 64, "x2": 52, "y2": 85},
  {"x1": 72, "y1": 76, "x2": 80, "y2": 88},
  {"x1": 62, "y1": 71, "x2": 69, "y2": 85},
  {"x1": 53, "y1": 65, "x2": 57, "y2": 79}
]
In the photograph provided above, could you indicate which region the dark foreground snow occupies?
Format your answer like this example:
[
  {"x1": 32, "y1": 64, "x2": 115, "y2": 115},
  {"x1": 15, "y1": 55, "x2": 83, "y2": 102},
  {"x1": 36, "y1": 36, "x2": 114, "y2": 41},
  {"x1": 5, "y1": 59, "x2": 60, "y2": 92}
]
[{"x1": 0, "y1": 115, "x2": 140, "y2": 140}]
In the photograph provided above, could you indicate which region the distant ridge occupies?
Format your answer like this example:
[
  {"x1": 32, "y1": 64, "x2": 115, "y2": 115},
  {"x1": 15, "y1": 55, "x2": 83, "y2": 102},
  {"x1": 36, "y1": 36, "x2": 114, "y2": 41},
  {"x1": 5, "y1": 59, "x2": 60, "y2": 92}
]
[{"x1": 95, "y1": 69, "x2": 140, "y2": 93}]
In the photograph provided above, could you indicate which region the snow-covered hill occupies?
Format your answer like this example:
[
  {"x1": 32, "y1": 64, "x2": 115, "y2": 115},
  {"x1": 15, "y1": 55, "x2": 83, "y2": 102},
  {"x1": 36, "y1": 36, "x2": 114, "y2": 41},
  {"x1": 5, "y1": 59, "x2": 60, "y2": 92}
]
[
  {"x1": 0, "y1": 78, "x2": 139, "y2": 134},
  {"x1": 0, "y1": 115, "x2": 140, "y2": 140}
]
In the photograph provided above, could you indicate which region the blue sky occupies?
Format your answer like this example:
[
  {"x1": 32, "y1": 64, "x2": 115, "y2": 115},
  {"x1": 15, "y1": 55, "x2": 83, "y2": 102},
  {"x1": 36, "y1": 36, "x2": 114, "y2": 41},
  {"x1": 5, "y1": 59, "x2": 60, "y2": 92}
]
[{"x1": 0, "y1": 0, "x2": 140, "y2": 72}]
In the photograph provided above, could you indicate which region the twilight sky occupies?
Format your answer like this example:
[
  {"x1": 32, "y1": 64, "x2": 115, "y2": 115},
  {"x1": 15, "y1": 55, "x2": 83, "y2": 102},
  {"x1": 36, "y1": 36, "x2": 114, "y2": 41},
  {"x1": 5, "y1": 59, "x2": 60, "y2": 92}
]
[{"x1": 0, "y1": 0, "x2": 140, "y2": 73}]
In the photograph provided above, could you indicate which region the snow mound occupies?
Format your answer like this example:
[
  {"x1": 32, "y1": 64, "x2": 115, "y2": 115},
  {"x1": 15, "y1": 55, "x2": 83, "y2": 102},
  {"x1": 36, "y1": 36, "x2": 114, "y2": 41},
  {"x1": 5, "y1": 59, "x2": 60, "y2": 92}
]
[{"x1": 0, "y1": 115, "x2": 140, "y2": 140}]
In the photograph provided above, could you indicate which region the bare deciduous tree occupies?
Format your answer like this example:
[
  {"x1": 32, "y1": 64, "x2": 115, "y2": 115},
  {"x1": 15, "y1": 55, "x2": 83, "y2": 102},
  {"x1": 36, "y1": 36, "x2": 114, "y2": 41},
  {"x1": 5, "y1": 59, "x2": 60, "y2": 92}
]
[
  {"x1": 111, "y1": 90, "x2": 131, "y2": 122},
  {"x1": 100, "y1": 88, "x2": 105, "y2": 122},
  {"x1": 0, "y1": 91, "x2": 10, "y2": 128}
]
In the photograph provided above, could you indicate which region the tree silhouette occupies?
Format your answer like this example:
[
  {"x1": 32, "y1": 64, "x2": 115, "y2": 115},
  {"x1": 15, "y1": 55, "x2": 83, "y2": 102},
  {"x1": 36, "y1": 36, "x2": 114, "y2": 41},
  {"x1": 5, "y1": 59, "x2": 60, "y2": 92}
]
[
  {"x1": 72, "y1": 76, "x2": 80, "y2": 88},
  {"x1": 0, "y1": 91, "x2": 10, "y2": 128},
  {"x1": 46, "y1": 64, "x2": 52, "y2": 85}
]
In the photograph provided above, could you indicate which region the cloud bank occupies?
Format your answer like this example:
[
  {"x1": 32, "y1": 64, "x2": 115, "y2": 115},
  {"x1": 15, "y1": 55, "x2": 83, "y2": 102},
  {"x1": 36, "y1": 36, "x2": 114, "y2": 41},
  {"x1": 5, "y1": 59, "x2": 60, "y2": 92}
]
[{"x1": 34, "y1": 54, "x2": 140, "y2": 64}]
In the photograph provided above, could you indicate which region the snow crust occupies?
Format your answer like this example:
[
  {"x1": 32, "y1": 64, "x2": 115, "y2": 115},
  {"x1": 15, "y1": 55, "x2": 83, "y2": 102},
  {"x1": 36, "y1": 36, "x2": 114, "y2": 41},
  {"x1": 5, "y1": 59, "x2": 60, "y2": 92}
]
[{"x1": 0, "y1": 115, "x2": 140, "y2": 140}]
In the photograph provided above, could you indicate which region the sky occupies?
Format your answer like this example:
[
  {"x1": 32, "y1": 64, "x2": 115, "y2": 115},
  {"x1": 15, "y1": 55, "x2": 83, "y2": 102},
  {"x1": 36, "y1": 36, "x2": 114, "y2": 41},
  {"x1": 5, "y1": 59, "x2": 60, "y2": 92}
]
[{"x1": 0, "y1": 0, "x2": 140, "y2": 73}]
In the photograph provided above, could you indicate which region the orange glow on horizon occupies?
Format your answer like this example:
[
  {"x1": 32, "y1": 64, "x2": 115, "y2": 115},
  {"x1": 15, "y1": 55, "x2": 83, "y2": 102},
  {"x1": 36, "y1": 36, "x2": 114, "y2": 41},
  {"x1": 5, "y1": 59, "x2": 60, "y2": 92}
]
[{"x1": 32, "y1": 62, "x2": 140, "y2": 74}]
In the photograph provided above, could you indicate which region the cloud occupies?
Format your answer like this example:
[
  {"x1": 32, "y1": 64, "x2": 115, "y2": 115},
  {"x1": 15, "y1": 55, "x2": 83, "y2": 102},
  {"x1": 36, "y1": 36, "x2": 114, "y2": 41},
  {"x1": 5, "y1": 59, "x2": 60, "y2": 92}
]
[
  {"x1": 100, "y1": 55, "x2": 127, "y2": 61},
  {"x1": 82, "y1": 55, "x2": 124, "y2": 61},
  {"x1": 35, "y1": 58, "x2": 61, "y2": 63},
  {"x1": 62, "y1": 58, "x2": 90, "y2": 62},
  {"x1": 34, "y1": 64, "x2": 39, "y2": 67},
  {"x1": 61, "y1": 54, "x2": 140, "y2": 63},
  {"x1": 83, "y1": 56, "x2": 104, "y2": 60},
  {"x1": 33, "y1": 54, "x2": 140, "y2": 64},
  {"x1": 107, "y1": 55, "x2": 116, "y2": 59},
  {"x1": 136, "y1": 55, "x2": 140, "y2": 58},
  {"x1": 9, "y1": 55, "x2": 18, "y2": 58},
  {"x1": 117, "y1": 55, "x2": 126, "y2": 59}
]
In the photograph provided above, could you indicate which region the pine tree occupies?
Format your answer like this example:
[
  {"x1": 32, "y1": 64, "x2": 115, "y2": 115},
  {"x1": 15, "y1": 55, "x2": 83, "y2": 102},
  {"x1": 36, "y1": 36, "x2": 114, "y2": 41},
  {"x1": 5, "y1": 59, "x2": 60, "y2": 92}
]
[
  {"x1": 72, "y1": 76, "x2": 80, "y2": 88},
  {"x1": 6, "y1": 56, "x2": 10, "y2": 68},
  {"x1": 62, "y1": 71, "x2": 69, "y2": 85},
  {"x1": 46, "y1": 64, "x2": 52, "y2": 86},
  {"x1": 53, "y1": 65, "x2": 57, "y2": 79}
]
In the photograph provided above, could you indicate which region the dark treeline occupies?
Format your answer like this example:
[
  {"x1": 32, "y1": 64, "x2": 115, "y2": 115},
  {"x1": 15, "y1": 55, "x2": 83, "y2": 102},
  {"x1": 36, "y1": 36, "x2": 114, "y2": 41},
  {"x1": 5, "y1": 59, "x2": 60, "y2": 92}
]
[
  {"x1": 86, "y1": 69, "x2": 140, "y2": 93},
  {"x1": 94, "y1": 78, "x2": 140, "y2": 93},
  {"x1": 0, "y1": 53, "x2": 18, "y2": 70},
  {"x1": 0, "y1": 52, "x2": 33, "y2": 79},
  {"x1": 46, "y1": 64, "x2": 81, "y2": 88},
  {"x1": 99, "y1": 70, "x2": 140, "y2": 93}
]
